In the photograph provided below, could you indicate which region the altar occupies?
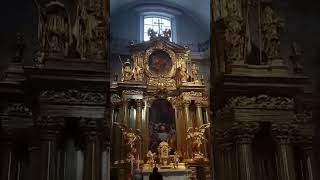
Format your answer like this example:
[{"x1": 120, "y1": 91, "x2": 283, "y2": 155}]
[
  {"x1": 110, "y1": 31, "x2": 211, "y2": 179},
  {"x1": 141, "y1": 168, "x2": 192, "y2": 180}
]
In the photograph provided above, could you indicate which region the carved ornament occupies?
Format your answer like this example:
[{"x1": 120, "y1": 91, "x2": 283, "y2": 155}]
[
  {"x1": 227, "y1": 95, "x2": 294, "y2": 110},
  {"x1": 122, "y1": 90, "x2": 143, "y2": 95},
  {"x1": 294, "y1": 111, "x2": 312, "y2": 123},
  {"x1": 40, "y1": 90, "x2": 105, "y2": 104},
  {"x1": 110, "y1": 94, "x2": 121, "y2": 104},
  {"x1": 148, "y1": 77, "x2": 176, "y2": 89},
  {"x1": 2, "y1": 103, "x2": 32, "y2": 116}
]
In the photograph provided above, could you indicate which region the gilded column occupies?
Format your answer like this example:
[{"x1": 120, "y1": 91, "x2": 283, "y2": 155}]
[
  {"x1": 81, "y1": 119, "x2": 102, "y2": 180},
  {"x1": 234, "y1": 121, "x2": 258, "y2": 180},
  {"x1": 195, "y1": 101, "x2": 204, "y2": 127},
  {"x1": 272, "y1": 123, "x2": 296, "y2": 180},
  {"x1": 173, "y1": 102, "x2": 182, "y2": 154},
  {"x1": 37, "y1": 116, "x2": 62, "y2": 180},
  {"x1": 204, "y1": 105, "x2": 210, "y2": 124}
]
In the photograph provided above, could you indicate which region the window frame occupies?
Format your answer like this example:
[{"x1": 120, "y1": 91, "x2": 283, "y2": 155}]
[{"x1": 140, "y1": 12, "x2": 177, "y2": 43}]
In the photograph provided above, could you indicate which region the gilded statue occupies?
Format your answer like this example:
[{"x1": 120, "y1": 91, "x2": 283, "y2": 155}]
[
  {"x1": 173, "y1": 152, "x2": 180, "y2": 169},
  {"x1": 146, "y1": 150, "x2": 156, "y2": 166},
  {"x1": 162, "y1": 29, "x2": 172, "y2": 40},
  {"x1": 158, "y1": 141, "x2": 170, "y2": 166},
  {"x1": 133, "y1": 64, "x2": 144, "y2": 81},
  {"x1": 225, "y1": 16, "x2": 244, "y2": 62},
  {"x1": 114, "y1": 122, "x2": 142, "y2": 160},
  {"x1": 262, "y1": 6, "x2": 284, "y2": 61},
  {"x1": 178, "y1": 63, "x2": 188, "y2": 83},
  {"x1": 186, "y1": 123, "x2": 210, "y2": 160},
  {"x1": 121, "y1": 59, "x2": 133, "y2": 81},
  {"x1": 290, "y1": 41, "x2": 303, "y2": 73},
  {"x1": 191, "y1": 63, "x2": 200, "y2": 83},
  {"x1": 148, "y1": 28, "x2": 157, "y2": 40}
]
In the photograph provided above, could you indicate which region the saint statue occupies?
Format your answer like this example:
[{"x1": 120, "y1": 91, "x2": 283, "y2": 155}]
[
  {"x1": 191, "y1": 63, "x2": 200, "y2": 83},
  {"x1": 133, "y1": 64, "x2": 144, "y2": 81},
  {"x1": 262, "y1": 6, "x2": 284, "y2": 61},
  {"x1": 290, "y1": 41, "x2": 303, "y2": 73},
  {"x1": 121, "y1": 59, "x2": 133, "y2": 81},
  {"x1": 225, "y1": 16, "x2": 244, "y2": 63}
]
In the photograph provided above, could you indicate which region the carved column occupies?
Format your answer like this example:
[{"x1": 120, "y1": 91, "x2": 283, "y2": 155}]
[
  {"x1": 195, "y1": 101, "x2": 204, "y2": 127},
  {"x1": 0, "y1": 130, "x2": 14, "y2": 180},
  {"x1": 81, "y1": 119, "x2": 102, "y2": 180},
  {"x1": 37, "y1": 116, "x2": 62, "y2": 180},
  {"x1": 298, "y1": 136, "x2": 315, "y2": 180},
  {"x1": 272, "y1": 123, "x2": 296, "y2": 180},
  {"x1": 234, "y1": 122, "x2": 258, "y2": 180}
]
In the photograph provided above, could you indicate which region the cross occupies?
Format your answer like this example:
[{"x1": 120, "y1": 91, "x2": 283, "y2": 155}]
[{"x1": 153, "y1": 19, "x2": 164, "y2": 35}]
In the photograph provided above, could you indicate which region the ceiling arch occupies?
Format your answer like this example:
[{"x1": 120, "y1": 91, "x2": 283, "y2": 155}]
[{"x1": 110, "y1": 0, "x2": 210, "y2": 27}]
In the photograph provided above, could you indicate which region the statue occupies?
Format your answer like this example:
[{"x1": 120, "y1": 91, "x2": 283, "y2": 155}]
[
  {"x1": 173, "y1": 152, "x2": 180, "y2": 169},
  {"x1": 191, "y1": 63, "x2": 200, "y2": 83},
  {"x1": 290, "y1": 41, "x2": 303, "y2": 73},
  {"x1": 34, "y1": 0, "x2": 70, "y2": 58},
  {"x1": 162, "y1": 29, "x2": 171, "y2": 40},
  {"x1": 148, "y1": 28, "x2": 157, "y2": 40},
  {"x1": 226, "y1": 0, "x2": 240, "y2": 17},
  {"x1": 133, "y1": 64, "x2": 144, "y2": 81},
  {"x1": 186, "y1": 123, "x2": 210, "y2": 160},
  {"x1": 72, "y1": 0, "x2": 106, "y2": 60},
  {"x1": 158, "y1": 141, "x2": 170, "y2": 166},
  {"x1": 178, "y1": 63, "x2": 188, "y2": 83},
  {"x1": 262, "y1": 6, "x2": 284, "y2": 61},
  {"x1": 146, "y1": 150, "x2": 156, "y2": 167},
  {"x1": 225, "y1": 16, "x2": 244, "y2": 63},
  {"x1": 12, "y1": 33, "x2": 25, "y2": 63},
  {"x1": 121, "y1": 59, "x2": 133, "y2": 81},
  {"x1": 114, "y1": 122, "x2": 142, "y2": 161}
]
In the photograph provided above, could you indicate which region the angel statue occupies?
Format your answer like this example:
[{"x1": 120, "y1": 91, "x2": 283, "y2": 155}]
[
  {"x1": 186, "y1": 123, "x2": 210, "y2": 160},
  {"x1": 146, "y1": 150, "x2": 156, "y2": 167},
  {"x1": 114, "y1": 122, "x2": 142, "y2": 161},
  {"x1": 147, "y1": 28, "x2": 157, "y2": 40}
]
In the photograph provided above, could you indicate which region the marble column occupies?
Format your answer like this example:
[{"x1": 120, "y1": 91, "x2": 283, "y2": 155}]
[
  {"x1": 234, "y1": 122, "x2": 258, "y2": 180},
  {"x1": 195, "y1": 101, "x2": 204, "y2": 127},
  {"x1": 0, "y1": 130, "x2": 14, "y2": 180},
  {"x1": 204, "y1": 106, "x2": 210, "y2": 124},
  {"x1": 173, "y1": 103, "x2": 182, "y2": 154},
  {"x1": 37, "y1": 116, "x2": 62, "y2": 180},
  {"x1": 122, "y1": 100, "x2": 129, "y2": 126},
  {"x1": 183, "y1": 100, "x2": 192, "y2": 128},
  {"x1": 101, "y1": 141, "x2": 111, "y2": 180},
  {"x1": 300, "y1": 137, "x2": 315, "y2": 180},
  {"x1": 81, "y1": 119, "x2": 102, "y2": 180},
  {"x1": 272, "y1": 123, "x2": 296, "y2": 180},
  {"x1": 135, "y1": 100, "x2": 143, "y2": 130}
]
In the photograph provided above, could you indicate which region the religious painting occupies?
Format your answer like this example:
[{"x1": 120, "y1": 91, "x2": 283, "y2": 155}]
[
  {"x1": 149, "y1": 99, "x2": 176, "y2": 154},
  {"x1": 148, "y1": 50, "x2": 172, "y2": 75}
]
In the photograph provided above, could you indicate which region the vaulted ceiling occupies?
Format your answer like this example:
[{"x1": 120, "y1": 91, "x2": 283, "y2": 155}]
[{"x1": 110, "y1": 0, "x2": 210, "y2": 26}]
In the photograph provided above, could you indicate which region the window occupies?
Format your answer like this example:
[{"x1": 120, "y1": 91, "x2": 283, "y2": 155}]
[{"x1": 143, "y1": 16, "x2": 172, "y2": 41}]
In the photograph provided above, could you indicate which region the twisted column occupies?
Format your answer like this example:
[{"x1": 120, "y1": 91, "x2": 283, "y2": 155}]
[
  {"x1": 233, "y1": 121, "x2": 259, "y2": 180},
  {"x1": 272, "y1": 122, "x2": 296, "y2": 180}
]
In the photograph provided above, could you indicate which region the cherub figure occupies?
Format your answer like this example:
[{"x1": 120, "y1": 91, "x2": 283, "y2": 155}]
[
  {"x1": 173, "y1": 152, "x2": 180, "y2": 168},
  {"x1": 114, "y1": 122, "x2": 142, "y2": 161},
  {"x1": 147, "y1": 150, "x2": 156, "y2": 166},
  {"x1": 186, "y1": 123, "x2": 210, "y2": 160}
]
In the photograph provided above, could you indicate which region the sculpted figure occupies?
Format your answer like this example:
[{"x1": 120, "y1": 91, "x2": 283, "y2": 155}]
[
  {"x1": 133, "y1": 64, "x2": 144, "y2": 81},
  {"x1": 225, "y1": 16, "x2": 244, "y2": 62},
  {"x1": 186, "y1": 123, "x2": 210, "y2": 160},
  {"x1": 191, "y1": 63, "x2": 200, "y2": 82},
  {"x1": 121, "y1": 60, "x2": 133, "y2": 81},
  {"x1": 262, "y1": 6, "x2": 283, "y2": 61},
  {"x1": 179, "y1": 65, "x2": 188, "y2": 83},
  {"x1": 290, "y1": 41, "x2": 303, "y2": 73}
]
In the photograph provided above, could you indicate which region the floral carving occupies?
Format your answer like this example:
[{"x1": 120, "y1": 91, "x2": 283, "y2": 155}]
[
  {"x1": 2, "y1": 103, "x2": 32, "y2": 116},
  {"x1": 122, "y1": 90, "x2": 143, "y2": 95},
  {"x1": 40, "y1": 90, "x2": 105, "y2": 104},
  {"x1": 227, "y1": 95, "x2": 294, "y2": 110}
]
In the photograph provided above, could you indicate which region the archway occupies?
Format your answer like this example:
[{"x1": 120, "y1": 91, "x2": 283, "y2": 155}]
[{"x1": 148, "y1": 99, "x2": 176, "y2": 154}]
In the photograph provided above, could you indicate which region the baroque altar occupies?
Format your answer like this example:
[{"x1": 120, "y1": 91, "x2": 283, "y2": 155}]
[{"x1": 110, "y1": 35, "x2": 211, "y2": 179}]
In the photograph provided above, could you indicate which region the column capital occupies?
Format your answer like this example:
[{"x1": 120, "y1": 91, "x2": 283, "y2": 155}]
[
  {"x1": 80, "y1": 118, "x2": 103, "y2": 142},
  {"x1": 182, "y1": 99, "x2": 191, "y2": 106},
  {"x1": 36, "y1": 116, "x2": 63, "y2": 141},
  {"x1": 271, "y1": 122, "x2": 295, "y2": 145},
  {"x1": 231, "y1": 121, "x2": 259, "y2": 144}
]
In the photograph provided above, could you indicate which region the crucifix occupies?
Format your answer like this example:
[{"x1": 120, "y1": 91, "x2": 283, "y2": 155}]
[{"x1": 153, "y1": 19, "x2": 164, "y2": 36}]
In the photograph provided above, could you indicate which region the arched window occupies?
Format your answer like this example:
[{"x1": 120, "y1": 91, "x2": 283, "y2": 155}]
[{"x1": 143, "y1": 16, "x2": 172, "y2": 41}]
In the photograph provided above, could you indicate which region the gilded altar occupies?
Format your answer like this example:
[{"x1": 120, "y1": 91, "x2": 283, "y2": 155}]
[{"x1": 110, "y1": 36, "x2": 211, "y2": 179}]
